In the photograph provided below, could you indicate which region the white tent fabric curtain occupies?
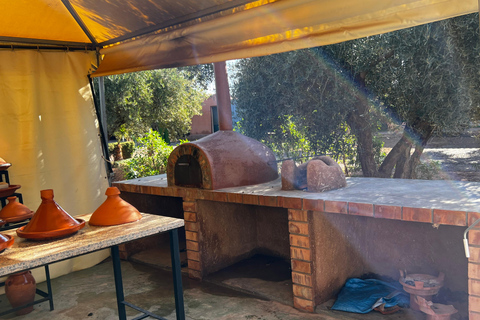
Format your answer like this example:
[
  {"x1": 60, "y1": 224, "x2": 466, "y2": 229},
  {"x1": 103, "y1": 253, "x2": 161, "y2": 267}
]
[{"x1": 0, "y1": 50, "x2": 109, "y2": 283}]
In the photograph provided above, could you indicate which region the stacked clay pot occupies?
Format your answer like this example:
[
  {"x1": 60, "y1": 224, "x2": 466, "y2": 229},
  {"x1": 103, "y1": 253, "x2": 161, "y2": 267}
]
[
  {"x1": 0, "y1": 196, "x2": 33, "y2": 223},
  {"x1": 0, "y1": 157, "x2": 11, "y2": 170},
  {"x1": 399, "y1": 270, "x2": 444, "y2": 311}
]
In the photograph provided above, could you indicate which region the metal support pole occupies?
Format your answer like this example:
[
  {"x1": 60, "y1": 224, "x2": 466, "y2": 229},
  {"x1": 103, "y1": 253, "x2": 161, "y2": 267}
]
[
  {"x1": 98, "y1": 77, "x2": 108, "y2": 141},
  {"x1": 111, "y1": 246, "x2": 127, "y2": 320},
  {"x1": 45, "y1": 265, "x2": 54, "y2": 311},
  {"x1": 169, "y1": 229, "x2": 185, "y2": 320}
]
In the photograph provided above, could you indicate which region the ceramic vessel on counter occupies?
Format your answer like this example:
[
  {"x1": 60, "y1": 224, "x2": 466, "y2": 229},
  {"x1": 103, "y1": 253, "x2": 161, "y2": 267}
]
[
  {"x1": 0, "y1": 157, "x2": 11, "y2": 171},
  {"x1": 0, "y1": 196, "x2": 34, "y2": 223},
  {"x1": 399, "y1": 270, "x2": 444, "y2": 311},
  {"x1": 89, "y1": 187, "x2": 142, "y2": 226},
  {"x1": 5, "y1": 270, "x2": 36, "y2": 315},
  {"x1": 415, "y1": 295, "x2": 457, "y2": 320},
  {"x1": 0, "y1": 184, "x2": 20, "y2": 198},
  {"x1": 16, "y1": 189, "x2": 85, "y2": 240},
  {"x1": 0, "y1": 233, "x2": 14, "y2": 252}
]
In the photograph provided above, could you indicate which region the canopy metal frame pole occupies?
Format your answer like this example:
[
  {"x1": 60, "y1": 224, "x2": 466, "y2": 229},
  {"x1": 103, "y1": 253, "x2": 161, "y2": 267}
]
[
  {"x1": 88, "y1": 75, "x2": 113, "y2": 182},
  {"x1": 98, "y1": 77, "x2": 107, "y2": 142}
]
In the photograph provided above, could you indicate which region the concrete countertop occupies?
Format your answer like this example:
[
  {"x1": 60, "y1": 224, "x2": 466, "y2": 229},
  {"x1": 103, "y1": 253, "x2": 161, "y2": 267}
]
[{"x1": 115, "y1": 175, "x2": 480, "y2": 213}]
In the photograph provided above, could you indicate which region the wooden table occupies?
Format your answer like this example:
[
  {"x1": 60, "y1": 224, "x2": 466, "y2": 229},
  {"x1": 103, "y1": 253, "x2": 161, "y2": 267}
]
[{"x1": 0, "y1": 213, "x2": 185, "y2": 320}]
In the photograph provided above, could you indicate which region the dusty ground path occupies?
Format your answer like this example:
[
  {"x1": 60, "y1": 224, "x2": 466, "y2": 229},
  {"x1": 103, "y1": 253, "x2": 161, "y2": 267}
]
[{"x1": 379, "y1": 128, "x2": 480, "y2": 181}]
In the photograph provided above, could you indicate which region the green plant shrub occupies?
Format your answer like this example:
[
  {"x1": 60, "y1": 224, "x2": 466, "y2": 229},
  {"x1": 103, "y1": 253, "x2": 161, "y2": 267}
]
[
  {"x1": 120, "y1": 141, "x2": 135, "y2": 159},
  {"x1": 123, "y1": 130, "x2": 174, "y2": 179},
  {"x1": 108, "y1": 141, "x2": 135, "y2": 160},
  {"x1": 415, "y1": 160, "x2": 442, "y2": 180},
  {"x1": 108, "y1": 142, "x2": 116, "y2": 154}
]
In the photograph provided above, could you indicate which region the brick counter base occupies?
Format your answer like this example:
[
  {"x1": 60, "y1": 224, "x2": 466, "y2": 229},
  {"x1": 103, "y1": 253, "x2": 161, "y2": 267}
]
[{"x1": 114, "y1": 177, "x2": 476, "y2": 314}]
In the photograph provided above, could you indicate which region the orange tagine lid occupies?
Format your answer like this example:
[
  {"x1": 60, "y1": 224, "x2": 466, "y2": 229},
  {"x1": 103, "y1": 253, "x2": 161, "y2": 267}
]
[
  {"x1": 0, "y1": 197, "x2": 34, "y2": 223},
  {"x1": 17, "y1": 189, "x2": 85, "y2": 240},
  {"x1": 89, "y1": 187, "x2": 142, "y2": 226}
]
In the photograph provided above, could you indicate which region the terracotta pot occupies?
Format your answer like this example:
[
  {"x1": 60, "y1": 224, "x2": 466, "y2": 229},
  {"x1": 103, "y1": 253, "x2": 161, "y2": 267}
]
[
  {"x1": 415, "y1": 295, "x2": 457, "y2": 320},
  {"x1": 0, "y1": 196, "x2": 34, "y2": 223},
  {"x1": 399, "y1": 270, "x2": 444, "y2": 311},
  {"x1": 0, "y1": 233, "x2": 14, "y2": 253},
  {"x1": 0, "y1": 157, "x2": 11, "y2": 171},
  {"x1": 0, "y1": 184, "x2": 20, "y2": 198},
  {"x1": 5, "y1": 270, "x2": 36, "y2": 315},
  {"x1": 17, "y1": 189, "x2": 85, "y2": 240},
  {"x1": 89, "y1": 187, "x2": 142, "y2": 226}
]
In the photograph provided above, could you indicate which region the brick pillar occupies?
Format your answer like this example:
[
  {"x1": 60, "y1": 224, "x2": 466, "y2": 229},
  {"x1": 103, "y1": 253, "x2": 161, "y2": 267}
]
[
  {"x1": 288, "y1": 209, "x2": 315, "y2": 312},
  {"x1": 469, "y1": 227, "x2": 480, "y2": 319},
  {"x1": 184, "y1": 199, "x2": 202, "y2": 280}
]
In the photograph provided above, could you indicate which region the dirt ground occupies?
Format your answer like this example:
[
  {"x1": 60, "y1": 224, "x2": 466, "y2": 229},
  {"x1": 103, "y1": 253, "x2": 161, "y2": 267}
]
[{"x1": 379, "y1": 128, "x2": 480, "y2": 182}]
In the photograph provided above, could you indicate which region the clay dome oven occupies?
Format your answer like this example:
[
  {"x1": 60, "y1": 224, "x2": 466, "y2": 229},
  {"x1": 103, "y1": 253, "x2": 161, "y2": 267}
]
[{"x1": 167, "y1": 131, "x2": 278, "y2": 190}]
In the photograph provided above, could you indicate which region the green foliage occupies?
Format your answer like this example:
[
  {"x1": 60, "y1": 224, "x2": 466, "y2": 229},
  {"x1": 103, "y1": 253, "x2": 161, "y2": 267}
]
[
  {"x1": 122, "y1": 130, "x2": 174, "y2": 179},
  {"x1": 108, "y1": 141, "x2": 135, "y2": 159},
  {"x1": 415, "y1": 160, "x2": 442, "y2": 180},
  {"x1": 233, "y1": 13, "x2": 479, "y2": 178},
  {"x1": 108, "y1": 142, "x2": 115, "y2": 154},
  {"x1": 104, "y1": 69, "x2": 207, "y2": 141},
  {"x1": 364, "y1": 13, "x2": 480, "y2": 139},
  {"x1": 119, "y1": 141, "x2": 135, "y2": 159},
  {"x1": 233, "y1": 49, "x2": 356, "y2": 164},
  {"x1": 179, "y1": 64, "x2": 215, "y2": 90},
  {"x1": 372, "y1": 135, "x2": 387, "y2": 166},
  {"x1": 260, "y1": 115, "x2": 312, "y2": 159}
]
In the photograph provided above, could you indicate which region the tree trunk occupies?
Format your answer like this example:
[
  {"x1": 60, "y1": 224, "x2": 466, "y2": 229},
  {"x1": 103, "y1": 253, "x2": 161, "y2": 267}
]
[
  {"x1": 403, "y1": 128, "x2": 433, "y2": 179},
  {"x1": 404, "y1": 146, "x2": 424, "y2": 179},
  {"x1": 113, "y1": 143, "x2": 123, "y2": 161},
  {"x1": 378, "y1": 132, "x2": 412, "y2": 178},
  {"x1": 346, "y1": 73, "x2": 377, "y2": 177},
  {"x1": 393, "y1": 143, "x2": 412, "y2": 178},
  {"x1": 402, "y1": 124, "x2": 433, "y2": 179}
]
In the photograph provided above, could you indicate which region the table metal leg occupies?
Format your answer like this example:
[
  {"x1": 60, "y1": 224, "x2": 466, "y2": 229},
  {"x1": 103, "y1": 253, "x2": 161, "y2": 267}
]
[
  {"x1": 169, "y1": 229, "x2": 185, "y2": 320},
  {"x1": 111, "y1": 246, "x2": 127, "y2": 320},
  {"x1": 45, "y1": 265, "x2": 54, "y2": 311}
]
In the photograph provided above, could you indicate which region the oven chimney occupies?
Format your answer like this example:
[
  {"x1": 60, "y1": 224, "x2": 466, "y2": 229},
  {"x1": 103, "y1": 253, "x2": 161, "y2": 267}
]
[{"x1": 214, "y1": 61, "x2": 233, "y2": 131}]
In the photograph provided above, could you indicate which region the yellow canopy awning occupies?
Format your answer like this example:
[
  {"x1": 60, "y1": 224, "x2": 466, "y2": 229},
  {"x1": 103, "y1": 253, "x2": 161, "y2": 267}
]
[
  {"x1": 93, "y1": 0, "x2": 478, "y2": 76},
  {"x1": 0, "y1": 0, "x2": 477, "y2": 76}
]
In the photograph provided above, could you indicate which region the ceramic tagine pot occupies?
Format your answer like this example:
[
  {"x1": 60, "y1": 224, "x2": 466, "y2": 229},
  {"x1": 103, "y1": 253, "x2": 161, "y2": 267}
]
[
  {"x1": 0, "y1": 196, "x2": 34, "y2": 223},
  {"x1": 89, "y1": 187, "x2": 142, "y2": 226},
  {"x1": 0, "y1": 232, "x2": 14, "y2": 253},
  {"x1": 5, "y1": 270, "x2": 36, "y2": 315},
  {"x1": 0, "y1": 183, "x2": 21, "y2": 198},
  {"x1": 399, "y1": 270, "x2": 444, "y2": 311},
  {"x1": 16, "y1": 189, "x2": 85, "y2": 240},
  {"x1": 0, "y1": 157, "x2": 11, "y2": 171}
]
